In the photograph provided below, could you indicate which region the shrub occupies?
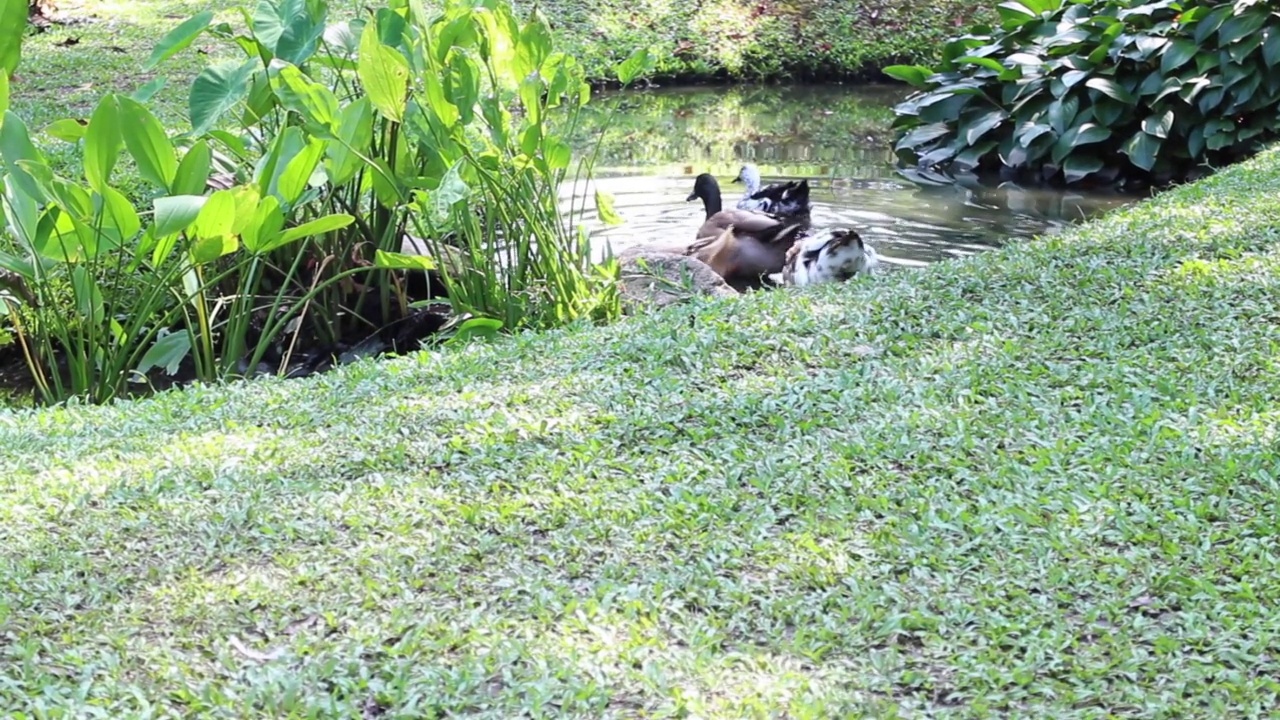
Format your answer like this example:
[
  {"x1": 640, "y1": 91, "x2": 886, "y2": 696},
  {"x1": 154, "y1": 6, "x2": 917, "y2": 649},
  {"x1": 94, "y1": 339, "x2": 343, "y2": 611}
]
[
  {"x1": 0, "y1": 0, "x2": 653, "y2": 404},
  {"x1": 885, "y1": 0, "x2": 1280, "y2": 187}
]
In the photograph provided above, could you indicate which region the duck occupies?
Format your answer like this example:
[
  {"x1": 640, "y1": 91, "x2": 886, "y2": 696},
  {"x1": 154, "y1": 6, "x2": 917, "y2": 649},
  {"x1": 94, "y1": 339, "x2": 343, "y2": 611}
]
[
  {"x1": 733, "y1": 163, "x2": 812, "y2": 218},
  {"x1": 684, "y1": 173, "x2": 809, "y2": 288},
  {"x1": 769, "y1": 228, "x2": 880, "y2": 287}
]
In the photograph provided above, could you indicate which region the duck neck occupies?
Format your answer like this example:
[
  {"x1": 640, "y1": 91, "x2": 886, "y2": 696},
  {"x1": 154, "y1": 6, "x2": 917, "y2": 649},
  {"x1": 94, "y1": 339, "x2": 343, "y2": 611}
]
[
  {"x1": 700, "y1": 184, "x2": 722, "y2": 219},
  {"x1": 742, "y1": 172, "x2": 761, "y2": 196}
]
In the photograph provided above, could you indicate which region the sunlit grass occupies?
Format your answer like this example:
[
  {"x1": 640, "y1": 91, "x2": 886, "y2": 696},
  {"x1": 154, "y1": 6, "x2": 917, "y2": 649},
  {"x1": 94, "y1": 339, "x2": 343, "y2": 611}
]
[{"x1": 4, "y1": 142, "x2": 1280, "y2": 713}]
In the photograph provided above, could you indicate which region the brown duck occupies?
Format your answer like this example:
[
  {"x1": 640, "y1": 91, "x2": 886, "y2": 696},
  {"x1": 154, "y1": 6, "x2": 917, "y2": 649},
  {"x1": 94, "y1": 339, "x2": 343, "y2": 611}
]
[{"x1": 683, "y1": 173, "x2": 809, "y2": 289}]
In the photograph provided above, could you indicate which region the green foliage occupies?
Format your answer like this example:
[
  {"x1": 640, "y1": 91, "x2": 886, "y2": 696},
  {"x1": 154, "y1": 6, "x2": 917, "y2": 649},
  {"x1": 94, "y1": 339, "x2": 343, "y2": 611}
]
[
  {"x1": 887, "y1": 0, "x2": 1280, "y2": 187},
  {"x1": 0, "y1": 0, "x2": 654, "y2": 404},
  {"x1": 534, "y1": 0, "x2": 993, "y2": 83},
  {"x1": 0, "y1": 0, "x2": 25, "y2": 79}
]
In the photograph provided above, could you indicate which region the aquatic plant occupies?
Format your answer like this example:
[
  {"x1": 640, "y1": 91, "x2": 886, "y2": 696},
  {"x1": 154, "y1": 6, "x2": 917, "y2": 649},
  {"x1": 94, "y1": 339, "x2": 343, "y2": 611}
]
[{"x1": 0, "y1": 0, "x2": 655, "y2": 404}]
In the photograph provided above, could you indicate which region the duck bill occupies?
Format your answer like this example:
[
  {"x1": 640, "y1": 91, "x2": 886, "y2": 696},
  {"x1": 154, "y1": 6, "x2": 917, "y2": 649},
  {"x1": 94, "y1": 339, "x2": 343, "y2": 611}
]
[{"x1": 685, "y1": 191, "x2": 698, "y2": 202}]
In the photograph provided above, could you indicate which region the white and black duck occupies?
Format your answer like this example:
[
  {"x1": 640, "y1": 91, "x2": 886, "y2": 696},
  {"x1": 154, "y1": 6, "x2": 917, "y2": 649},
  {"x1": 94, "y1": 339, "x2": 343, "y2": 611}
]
[
  {"x1": 733, "y1": 163, "x2": 812, "y2": 219},
  {"x1": 770, "y1": 228, "x2": 879, "y2": 287}
]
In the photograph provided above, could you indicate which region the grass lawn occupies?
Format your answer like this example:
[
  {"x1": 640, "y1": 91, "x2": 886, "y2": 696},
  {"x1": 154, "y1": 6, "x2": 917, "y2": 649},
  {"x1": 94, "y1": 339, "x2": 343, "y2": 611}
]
[{"x1": 5, "y1": 130, "x2": 1280, "y2": 715}]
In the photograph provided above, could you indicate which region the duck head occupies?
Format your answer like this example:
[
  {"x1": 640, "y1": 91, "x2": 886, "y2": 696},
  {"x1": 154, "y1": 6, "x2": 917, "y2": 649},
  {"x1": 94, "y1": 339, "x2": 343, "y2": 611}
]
[
  {"x1": 777, "y1": 228, "x2": 879, "y2": 286},
  {"x1": 685, "y1": 173, "x2": 723, "y2": 218},
  {"x1": 733, "y1": 163, "x2": 763, "y2": 194}
]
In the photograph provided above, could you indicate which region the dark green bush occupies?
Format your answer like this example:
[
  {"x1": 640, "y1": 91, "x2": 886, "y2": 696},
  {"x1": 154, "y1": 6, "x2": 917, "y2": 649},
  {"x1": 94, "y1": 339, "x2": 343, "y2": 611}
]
[{"x1": 886, "y1": 0, "x2": 1280, "y2": 187}]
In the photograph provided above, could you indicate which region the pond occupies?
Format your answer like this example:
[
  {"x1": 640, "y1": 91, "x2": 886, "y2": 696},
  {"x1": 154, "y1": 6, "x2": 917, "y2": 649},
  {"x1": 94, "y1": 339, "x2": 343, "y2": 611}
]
[{"x1": 560, "y1": 83, "x2": 1142, "y2": 269}]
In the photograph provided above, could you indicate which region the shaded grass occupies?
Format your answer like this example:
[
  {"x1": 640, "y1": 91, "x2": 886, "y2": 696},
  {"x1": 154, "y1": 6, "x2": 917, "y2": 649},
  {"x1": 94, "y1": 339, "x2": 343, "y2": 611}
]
[{"x1": 5, "y1": 141, "x2": 1280, "y2": 714}]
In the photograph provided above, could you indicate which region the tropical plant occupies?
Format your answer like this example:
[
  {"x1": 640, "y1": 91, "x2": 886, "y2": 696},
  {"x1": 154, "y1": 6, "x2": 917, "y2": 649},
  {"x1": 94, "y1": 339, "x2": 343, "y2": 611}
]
[
  {"x1": 885, "y1": 0, "x2": 1280, "y2": 187},
  {"x1": 0, "y1": 0, "x2": 653, "y2": 404},
  {"x1": 149, "y1": 0, "x2": 647, "y2": 333}
]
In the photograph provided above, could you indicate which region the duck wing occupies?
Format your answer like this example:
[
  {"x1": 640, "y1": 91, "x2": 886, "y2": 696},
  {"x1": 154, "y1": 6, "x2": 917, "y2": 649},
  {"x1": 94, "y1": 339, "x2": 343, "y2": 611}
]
[
  {"x1": 697, "y1": 209, "x2": 796, "y2": 239},
  {"x1": 745, "y1": 179, "x2": 811, "y2": 217}
]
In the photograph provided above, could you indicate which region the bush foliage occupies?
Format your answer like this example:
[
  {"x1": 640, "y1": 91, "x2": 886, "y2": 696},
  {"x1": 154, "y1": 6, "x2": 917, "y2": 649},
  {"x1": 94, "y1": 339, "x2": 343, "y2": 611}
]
[
  {"x1": 0, "y1": 0, "x2": 651, "y2": 404},
  {"x1": 887, "y1": 0, "x2": 1280, "y2": 187}
]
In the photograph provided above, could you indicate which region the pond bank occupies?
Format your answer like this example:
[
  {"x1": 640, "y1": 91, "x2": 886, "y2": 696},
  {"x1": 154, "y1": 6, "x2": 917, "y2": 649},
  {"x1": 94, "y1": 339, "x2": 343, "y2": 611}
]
[
  {"x1": 529, "y1": 0, "x2": 994, "y2": 85},
  {"x1": 3, "y1": 138, "x2": 1280, "y2": 713}
]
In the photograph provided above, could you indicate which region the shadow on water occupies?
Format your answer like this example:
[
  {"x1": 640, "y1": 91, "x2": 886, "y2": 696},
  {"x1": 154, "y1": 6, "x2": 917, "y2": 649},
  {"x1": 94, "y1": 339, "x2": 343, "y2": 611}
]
[{"x1": 557, "y1": 83, "x2": 1146, "y2": 268}]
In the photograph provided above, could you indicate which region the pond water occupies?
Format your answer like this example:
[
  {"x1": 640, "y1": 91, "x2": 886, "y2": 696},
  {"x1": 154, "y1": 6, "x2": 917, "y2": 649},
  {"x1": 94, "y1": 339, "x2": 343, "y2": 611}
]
[{"x1": 560, "y1": 84, "x2": 1144, "y2": 269}]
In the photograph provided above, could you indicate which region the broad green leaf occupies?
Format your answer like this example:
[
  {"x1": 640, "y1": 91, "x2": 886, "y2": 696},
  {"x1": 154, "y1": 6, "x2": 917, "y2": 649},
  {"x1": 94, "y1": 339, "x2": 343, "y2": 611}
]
[
  {"x1": 254, "y1": 0, "x2": 327, "y2": 64},
  {"x1": 1060, "y1": 69, "x2": 1089, "y2": 90},
  {"x1": 265, "y1": 128, "x2": 326, "y2": 205},
  {"x1": 357, "y1": 22, "x2": 409, "y2": 122},
  {"x1": 1193, "y1": 5, "x2": 1230, "y2": 44},
  {"x1": 1264, "y1": 29, "x2": 1280, "y2": 68},
  {"x1": 43, "y1": 118, "x2": 86, "y2": 143},
  {"x1": 1218, "y1": 11, "x2": 1266, "y2": 46},
  {"x1": 136, "y1": 329, "x2": 192, "y2": 376},
  {"x1": 895, "y1": 122, "x2": 952, "y2": 151},
  {"x1": 446, "y1": 50, "x2": 481, "y2": 125},
  {"x1": 0, "y1": 0, "x2": 26, "y2": 77},
  {"x1": 374, "y1": 249, "x2": 437, "y2": 271},
  {"x1": 883, "y1": 64, "x2": 934, "y2": 87},
  {"x1": 240, "y1": 194, "x2": 284, "y2": 253},
  {"x1": 954, "y1": 56, "x2": 1005, "y2": 73},
  {"x1": 1122, "y1": 130, "x2": 1161, "y2": 171},
  {"x1": 96, "y1": 186, "x2": 142, "y2": 246},
  {"x1": 369, "y1": 157, "x2": 402, "y2": 208},
  {"x1": 325, "y1": 96, "x2": 372, "y2": 187},
  {"x1": 154, "y1": 193, "x2": 207, "y2": 235},
  {"x1": 1047, "y1": 96, "x2": 1078, "y2": 135},
  {"x1": 130, "y1": 76, "x2": 168, "y2": 102},
  {"x1": 145, "y1": 10, "x2": 214, "y2": 70},
  {"x1": 193, "y1": 188, "x2": 237, "y2": 239},
  {"x1": 545, "y1": 138, "x2": 570, "y2": 170},
  {"x1": 1084, "y1": 77, "x2": 1135, "y2": 104},
  {"x1": 515, "y1": 13, "x2": 553, "y2": 80},
  {"x1": 595, "y1": 188, "x2": 623, "y2": 226},
  {"x1": 270, "y1": 60, "x2": 339, "y2": 135},
  {"x1": 83, "y1": 95, "x2": 122, "y2": 193},
  {"x1": 1015, "y1": 122, "x2": 1053, "y2": 148},
  {"x1": 117, "y1": 96, "x2": 178, "y2": 190},
  {"x1": 1051, "y1": 122, "x2": 1110, "y2": 163},
  {"x1": 443, "y1": 317, "x2": 503, "y2": 347},
  {"x1": 614, "y1": 46, "x2": 656, "y2": 86},
  {"x1": 1005, "y1": 52, "x2": 1043, "y2": 67},
  {"x1": 1146, "y1": 109, "x2": 1172, "y2": 139},
  {"x1": 2, "y1": 174, "x2": 38, "y2": 248},
  {"x1": 1092, "y1": 99, "x2": 1123, "y2": 128},
  {"x1": 414, "y1": 160, "x2": 469, "y2": 222},
  {"x1": 172, "y1": 140, "x2": 212, "y2": 196},
  {"x1": 0, "y1": 247, "x2": 35, "y2": 279},
  {"x1": 269, "y1": 213, "x2": 353, "y2": 250},
  {"x1": 951, "y1": 140, "x2": 995, "y2": 171},
  {"x1": 35, "y1": 207, "x2": 85, "y2": 262},
  {"x1": 190, "y1": 60, "x2": 257, "y2": 135},
  {"x1": 226, "y1": 184, "x2": 261, "y2": 236},
  {"x1": 0, "y1": 71, "x2": 7, "y2": 127},
  {"x1": 963, "y1": 109, "x2": 1007, "y2": 146},
  {"x1": 433, "y1": 12, "x2": 475, "y2": 65},
  {"x1": 423, "y1": 70, "x2": 461, "y2": 128},
  {"x1": 190, "y1": 233, "x2": 240, "y2": 264},
  {"x1": 1227, "y1": 33, "x2": 1263, "y2": 64}
]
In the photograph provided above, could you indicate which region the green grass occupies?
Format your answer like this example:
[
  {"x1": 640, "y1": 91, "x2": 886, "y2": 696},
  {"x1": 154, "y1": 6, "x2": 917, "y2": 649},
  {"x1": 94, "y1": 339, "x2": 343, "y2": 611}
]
[{"x1": 5, "y1": 139, "x2": 1280, "y2": 715}]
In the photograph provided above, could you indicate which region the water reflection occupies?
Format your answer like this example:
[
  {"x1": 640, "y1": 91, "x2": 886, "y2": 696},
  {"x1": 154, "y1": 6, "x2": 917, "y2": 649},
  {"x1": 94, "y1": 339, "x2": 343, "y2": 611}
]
[{"x1": 558, "y1": 83, "x2": 1143, "y2": 268}]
